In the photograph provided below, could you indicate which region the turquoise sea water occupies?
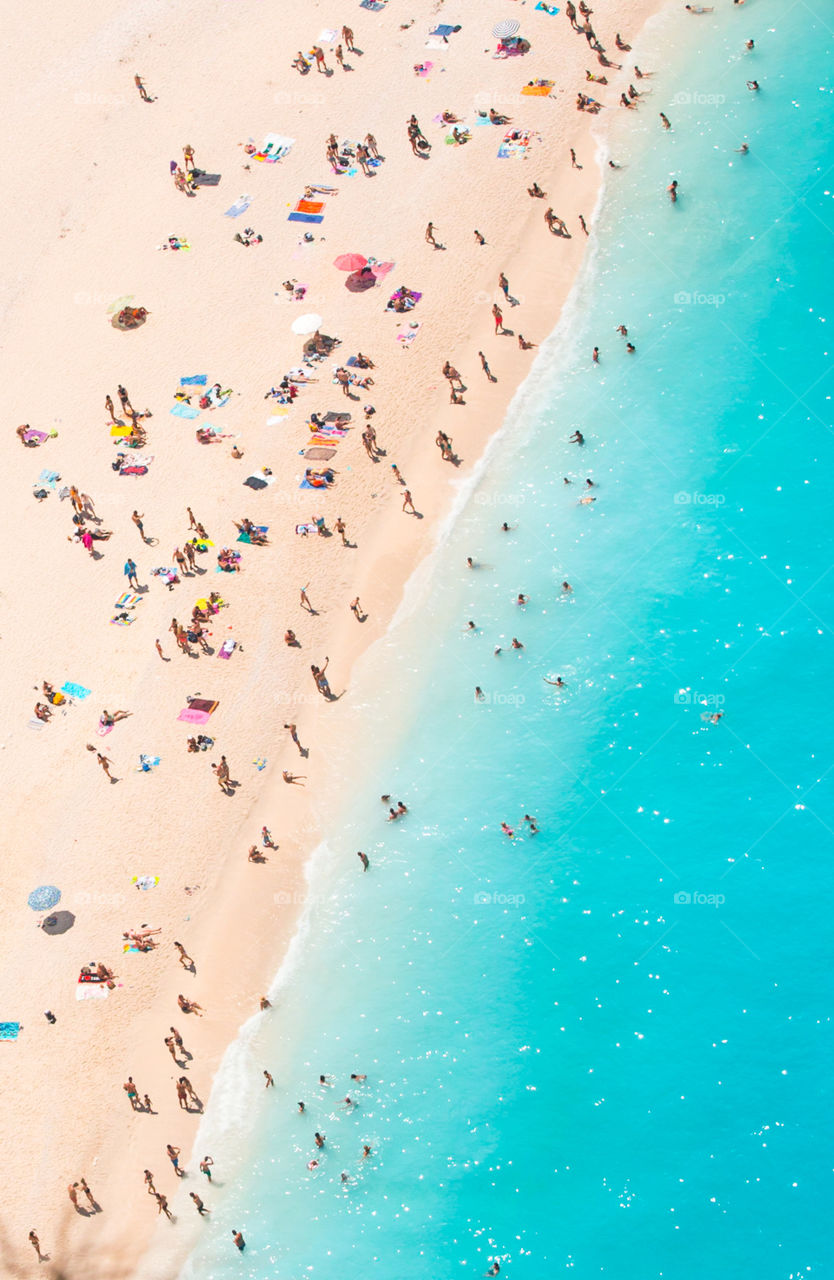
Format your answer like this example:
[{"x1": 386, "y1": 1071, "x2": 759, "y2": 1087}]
[{"x1": 178, "y1": 5, "x2": 834, "y2": 1277}]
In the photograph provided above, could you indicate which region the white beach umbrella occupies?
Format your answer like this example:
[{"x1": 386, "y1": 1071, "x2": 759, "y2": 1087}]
[
  {"x1": 492, "y1": 18, "x2": 520, "y2": 37},
  {"x1": 291, "y1": 313, "x2": 323, "y2": 336}
]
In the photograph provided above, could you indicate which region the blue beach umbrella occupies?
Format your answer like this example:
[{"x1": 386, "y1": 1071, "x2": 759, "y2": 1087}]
[{"x1": 28, "y1": 885, "x2": 61, "y2": 912}]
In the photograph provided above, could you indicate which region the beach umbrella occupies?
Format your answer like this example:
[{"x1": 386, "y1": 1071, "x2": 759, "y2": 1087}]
[
  {"x1": 333, "y1": 253, "x2": 368, "y2": 272},
  {"x1": 42, "y1": 911, "x2": 75, "y2": 936},
  {"x1": 370, "y1": 261, "x2": 395, "y2": 279},
  {"x1": 492, "y1": 18, "x2": 520, "y2": 37},
  {"x1": 291, "y1": 313, "x2": 323, "y2": 336},
  {"x1": 28, "y1": 885, "x2": 61, "y2": 912}
]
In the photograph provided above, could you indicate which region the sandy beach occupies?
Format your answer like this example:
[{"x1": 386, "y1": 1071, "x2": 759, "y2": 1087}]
[{"x1": 0, "y1": 0, "x2": 667, "y2": 1273}]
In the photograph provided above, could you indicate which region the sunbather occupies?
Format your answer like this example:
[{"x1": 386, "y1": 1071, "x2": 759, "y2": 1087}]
[{"x1": 100, "y1": 709, "x2": 131, "y2": 726}]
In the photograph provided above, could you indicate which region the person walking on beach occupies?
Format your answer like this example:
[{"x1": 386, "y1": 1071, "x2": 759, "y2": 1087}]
[
  {"x1": 478, "y1": 351, "x2": 497, "y2": 382},
  {"x1": 492, "y1": 303, "x2": 505, "y2": 334},
  {"x1": 68, "y1": 1183, "x2": 80, "y2": 1212},
  {"x1": 105, "y1": 394, "x2": 116, "y2": 421},
  {"x1": 167, "y1": 1144, "x2": 184, "y2": 1177},
  {"x1": 143, "y1": 1169, "x2": 155, "y2": 1194},
  {"x1": 28, "y1": 1230, "x2": 43, "y2": 1260},
  {"x1": 134, "y1": 74, "x2": 152, "y2": 102},
  {"x1": 124, "y1": 558, "x2": 139, "y2": 590},
  {"x1": 190, "y1": 1192, "x2": 209, "y2": 1214},
  {"x1": 300, "y1": 583, "x2": 315, "y2": 612},
  {"x1": 264, "y1": 1070, "x2": 275, "y2": 1087},
  {"x1": 402, "y1": 489, "x2": 417, "y2": 514},
  {"x1": 425, "y1": 222, "x2": 443, "y2": 249},
  {"x1": 200, "y1": 1156, "x2": 214, "y2": 1181},
  {"x1": 79, "y1": 1178, "x2": 96, "y2": 1210},
  {"x1": 342, "y1": 24, "x2": 355, "y2": 49},
  {"x1": 285, "y1": 723, "x2": 304, "y2": 754},
  {"x1": 357, "y1": 850, "x2": 369, "y2": 871},
  {"x1": 335, "y1": 516, "x2": 349, "y2": 546},
  {"x1": 174, "y1": 940, "x2": 193, "y2": 969},
  {"x1": 155, "y1": 1192, "x2": 172, "y2": 1220},
  {"x1": 498, "y1": 273, "x2": 518, "y2": 306}
]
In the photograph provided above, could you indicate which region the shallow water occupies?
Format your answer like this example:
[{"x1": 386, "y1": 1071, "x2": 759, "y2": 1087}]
[{"x1": 178, "y1": 5, "x2": 834, "y2": 1276}]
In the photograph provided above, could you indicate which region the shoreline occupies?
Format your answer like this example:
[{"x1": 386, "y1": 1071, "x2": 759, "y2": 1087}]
[{"x1": 0, "y1": 0, "x2": 677, "y2": 1274}]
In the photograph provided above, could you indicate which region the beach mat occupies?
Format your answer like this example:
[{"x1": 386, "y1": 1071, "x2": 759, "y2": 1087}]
[
  {"x1": 190, "y1": 171, "x2": 221, "y2": 186},
  {"x1": 76, "y1": 983, "x2": 108, "y2": 1000},
  {"x1": 171, "y1": 403, "x2": 201, "y2": 419},
  {"x1": 224, "y1": 196, "x2": 251, "y2": 218},
  {"x1": 218, "y1": 639, "x2": 237, "y2": 659},
  {"x1": 61, "y1": 682, "x2": 91, "y2": 699},
  {"x1": 521, "y1": 80, "x2": 554, "y2": 94},
  {"x1": 180, "y1": 374, "x2": 207, "y2": 385},
  {"x1": 177, "y1": 708, "x2": 211, "y2": 725},
  {"x1": 289, "y1": 212, "x2": 324, "y2": 224}
]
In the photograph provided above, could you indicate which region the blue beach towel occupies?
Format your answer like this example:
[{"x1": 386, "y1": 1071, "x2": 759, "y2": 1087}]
[
  {"x1": 180, "y1": 374, "x2": 207, "y2": 386},
  {"x1": 170, "y1": 403, "x2": 201, "y2": 419},
  {"x1": 535, "y1": 2, "x2": 560, "y2": 11},
  {"x1": 224, "y1": 198, "x2": 251, "y2": 218},
  {"x1": 37, "y1": 469, "x2": 60, "y2": 487},
  {"x1": 0, "y1": 1023, "x2": 20, "y2": 1040},
  {"x1": 360, "y1": 0, "x2": 386, "y2": 9},
  {"x1": 431, "y1": 23, "x2": 456, "y2": 36},
  {"x1": 288, "y1": 212, "x2": 324, "y2": 224},
  {"x1": 61, "y1": 682, "x2": 91, "y2": 700}
]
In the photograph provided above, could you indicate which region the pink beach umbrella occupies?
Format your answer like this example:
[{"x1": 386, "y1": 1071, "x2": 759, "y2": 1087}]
[{"x1": 333, "y1": 253, "x2": 368, "y2": 272}]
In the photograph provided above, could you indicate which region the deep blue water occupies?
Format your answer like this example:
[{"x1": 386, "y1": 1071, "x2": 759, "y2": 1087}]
[{"x1": 177, "y1": 5, "x2": 834, "y2": 1277}]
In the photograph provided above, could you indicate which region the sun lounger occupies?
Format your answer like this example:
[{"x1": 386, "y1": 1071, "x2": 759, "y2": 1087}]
[{"x1": 305, "y1": 447, "x2": 337, "y2": 460}]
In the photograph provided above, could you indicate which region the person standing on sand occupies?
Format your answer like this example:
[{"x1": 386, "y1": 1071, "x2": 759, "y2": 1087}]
[
  {"x1": 124, "y1": 1077, "x2": 140, "y2": 1109},
  {"x1": 478, "y1": 351, "x2": 496, "y2": 382},
  {"x1": 183, "y1": 143, "x2": 195, "y2": 170},
  {"x1": 402, "y1": 489, "x2": 417, "y2": 514},
  {"x1": 492, "y1": 303, "x2": 505, "y2": 334},
  {"x1": 312, "y1": 45, "x2": 329, "y2": 73},
  {"x1": 132, "y1": 510, "x2": 148, "y2": 542},
  {"x1": 300, "y1": 583, "x2": 314, "y2": 612},
  {"x1": 96, "y1": 752, "x2": 115, "y2": 781},
  {"x1": 156, "y1": 1192, "x2": 172, "y2": 1220},
  {"x1": 285, "y1": 723, "x2": 304, "y2": 754},
  {"x1": 29, "y1": 1230, "x2": 43, "y2": 1260},
  {"x1": 134, "y1": 74, "x2": 152, "y2": 102},
  {"x1": 79, "y1": 1178, "x2": 96, "y2": 1210},
  {"x1": 342, "y1": 25, "x2": 355, "y2": 50},
  {"x1": 174, "y1": 940, "x2": 193, "y2": 969},
  {"x1": 167, "y1": 1144, "x2": 184, "y2": 1177},
  {"x1": 335, "y1": 516, "x2": 349, "y2": 546},
  {"x1": 105, "y1": 394, "x2": 116, "y2": 421},
  {"x1": 143, "y1": 1169, "x2": 155, "y2": 1194},
  {"x1": 68, "y1": 1184, "x2": 80, "y2": 1211},
  {"x1": 124, "y1": 558, "x2": 139, "y2": 590}
]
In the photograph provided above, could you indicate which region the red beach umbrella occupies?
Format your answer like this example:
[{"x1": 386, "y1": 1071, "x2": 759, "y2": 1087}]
[{"x1": 333, "y1": 253, "x2": 368, "y2": 272}]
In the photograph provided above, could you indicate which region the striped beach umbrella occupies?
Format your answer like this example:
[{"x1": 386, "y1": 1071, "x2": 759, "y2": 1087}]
[{"x1": 492, "y1": 18, "x2": 521, "y2": 37}]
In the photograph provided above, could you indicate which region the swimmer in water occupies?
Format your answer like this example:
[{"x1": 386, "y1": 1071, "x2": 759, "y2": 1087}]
[
  {"x1": 501, "y1": 822, "x2": 514, "y2": 838},
  {"x1": 745, "y1": 38, "x2": 754, "y2": 49},
  {"x1": 475, "y1": 686, "x2": 485, "y2": 701},
  {"x1": 747, "y1": 80, "x2": 759, "y2": 91},
  {"x1": 466, "y1": 620, "x2": 477, "y2": 631},
  {"x1": 616, "y1": 324, "x2": 628, "y2": 336},
  {"x1": 511, "y1": 638, "x2": 524, "y2": 649},
  {"x1": 736, "y1": 142, "x2": 749, "y2": 153},
  {"x1": 319, "y1": 1074, "x2": 333, "y2": 1087},
  {"x1": 362, "y1": 1145, "x2": 373, "y2": 1159},
  {"x1": 516, "y1": 593, "x2": 529, "y2": 605},
  {"x1": 562, "y1": 581, "x2": 573, "y2": 592},
  {"x1": 544, "y1": 676, "x2": 566, "y2": 687},
  {"x1": 298, "y1": 1101, "x2": 306, "y2": 1112},
  {"x1": 501, "y1": 522, "x2": 515, "y2": 532},
  {"x1": 494, "y1": 646, "x2": 502, "y2": 656},
  {"x1": 659, "y1": 112, "x2": 671, "y2": 130},
  {"x1": 667, "y1": 180, "x2": 678, "y2": 202},
  {"x1": 569, "y1": 430, "x2": 584, "y2": 444},
  {"x1": 351, "y1": 1073, "x2": 367, "y2": 1081},
  {"x1": 314, "y1": 1132, "x2": 325, "y2": 1148},
  {"x1": 626, "y1": 342, "x2": 636, "y2": 353}
]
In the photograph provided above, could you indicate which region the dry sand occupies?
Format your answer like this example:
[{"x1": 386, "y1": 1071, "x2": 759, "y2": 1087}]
[{"x1": 0, "y1": 0, "x2": 666, "y2": 1273}]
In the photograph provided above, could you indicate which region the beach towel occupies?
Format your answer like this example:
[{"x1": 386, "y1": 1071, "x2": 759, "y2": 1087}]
[
  {"x1": 110, "y1": 614, "x2": 137, "y2": 626},
  {"x1": 305, "y1": 447, "x2": 337, "y2": 460},
  {"x1": 37, "y1": 469, "x2": 61, "y2": 488},
  {"x1": 0, "y1": 1022, "x2": 20, "y2": 1039},
  {"x1": 431, "y1": 22, "x2": 458, "y2": 36},
  {"x1": 178, "y1": 708, "x2": 211, "y2": 725},
  {"x1": 237, "y1": 525, "x2": 268, "y2": 544},
  {"x1": 61, "y1": 682, "x2": 91, "y2": 699},
  {"x1": 189, "y1": 698, "x2": 218, "y2": 714},
  {"x1": 114, "y1": 593, "x2": 141, "y2": 609},
  {"x1": 417, "y1": 62, "x2": 435, "y2": 77},
  {"x1": 289, "y1": 212, "x2": 324, "y2": 225},
  {"x1": 23, "y1": 429, "x2": 49, "y2": 444},
  {"x1": 97, "y1": 722, "x2": 114, "y2": 737},
  {"x1": 119, "y1": 464, "x2": 148, "y2": 476},
  {"x1": 296, "y1": 523, "x2": 320, "y2": 535},
  {"x1": 180, "y1": 374, "x2": 208, "y2": 385},
  {"x1": 535, "y1": 2, "x2": 560, "y2": 11},
  {"x1": 397, "y1": 321, "x2": 423, "y2": 345},
  {"x1": 360, "y1": 0, "x2": 386, "y2": 9},
  {"x1": 110, "y1": 423, "x2": 134, "y2": 436},
  {"x1": 296, "y1": 199, "x2": 325, "y2": 215},
  {"x1": 137, "y1": 754, "x2": 161, "y2": 771},
  {"x1": 425, "y1": 37, "x2": 447, "y2": 49},
  {"x1": 171, "y1": 403, "x2": 201, "y2": 419},
  {"x1": 190, "y1": 171, "x2": 221, "y2": 186},
  {"x1": 244, "y1": 475, "x2": 268, "y2": 490},
  {"x1": 76, "y1": 982, "x2": 108, "y2": 999},
  {"x1": 224, "y1": 196, "x2": 251, "y2": 218},
  {"x1": 521, "y1": 79, "x2": 554, "y2": 94},
  {"x1": 132, "y1": 875, "x2": 159, "y2": 890},
  {"x1": 267, "y1": 410, "x2": 291, "y2": 424},
  {"x1": 386, "y1": 289, "x2": 422, "y2": 310},
  {"x1": 218, "y1": 638, "x2": 237, "y2": 659},
  {"x1": 28, "y1": 717, "x2": 46, "y2": 731},
  {"x1": 318, "y1": 27, "x2": 338, "y2": 41}
]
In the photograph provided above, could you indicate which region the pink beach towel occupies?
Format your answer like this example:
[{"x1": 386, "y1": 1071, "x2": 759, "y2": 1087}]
[{"x1": 177, "y1": 708, "x2": 211, "y2": 725}]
